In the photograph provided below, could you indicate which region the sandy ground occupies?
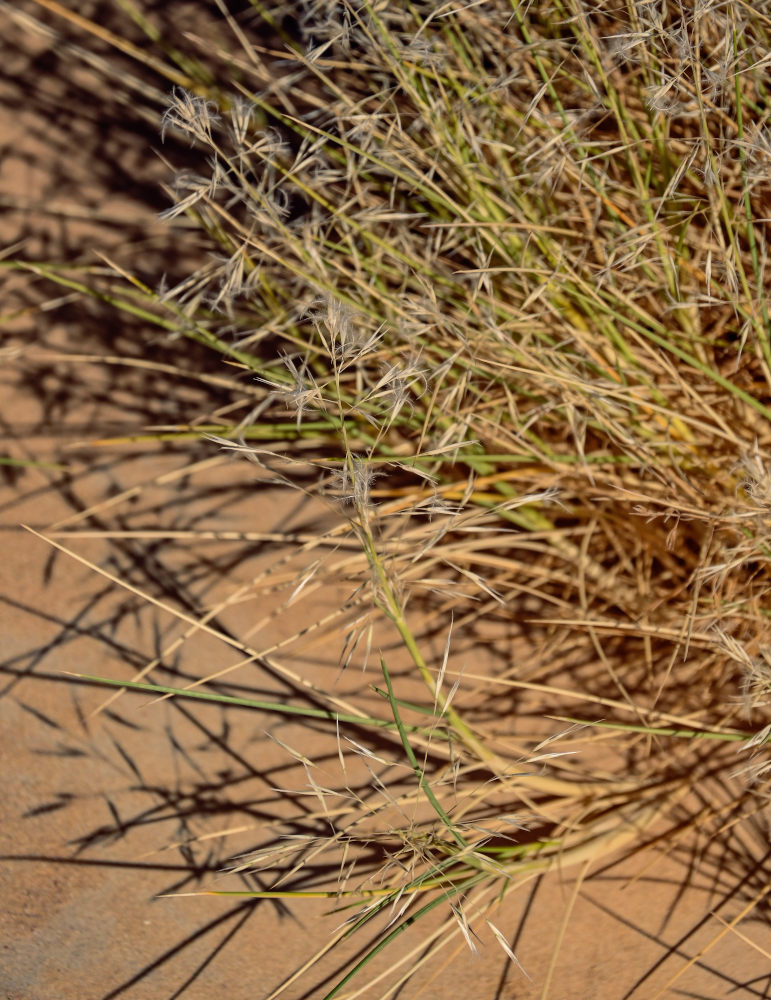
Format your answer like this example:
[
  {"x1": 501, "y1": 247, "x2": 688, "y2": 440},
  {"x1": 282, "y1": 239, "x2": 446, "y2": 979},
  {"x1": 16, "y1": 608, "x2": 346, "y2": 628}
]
[{"x1": 2, "y1": 3, "x2": 771, "y2": 998}]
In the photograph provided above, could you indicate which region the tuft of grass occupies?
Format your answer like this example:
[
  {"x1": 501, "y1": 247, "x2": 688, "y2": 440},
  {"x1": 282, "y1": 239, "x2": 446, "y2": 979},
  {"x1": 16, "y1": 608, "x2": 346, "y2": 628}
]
[{"x1": 10, "y1": 0, "x2": 771, "y2": 994}]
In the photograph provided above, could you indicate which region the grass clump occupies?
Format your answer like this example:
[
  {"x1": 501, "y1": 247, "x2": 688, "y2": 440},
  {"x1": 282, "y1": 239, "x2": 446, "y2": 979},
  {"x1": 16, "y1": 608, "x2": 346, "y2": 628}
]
[{"x1": 11, "y1": 0, "x2": 771, "y2": 995}]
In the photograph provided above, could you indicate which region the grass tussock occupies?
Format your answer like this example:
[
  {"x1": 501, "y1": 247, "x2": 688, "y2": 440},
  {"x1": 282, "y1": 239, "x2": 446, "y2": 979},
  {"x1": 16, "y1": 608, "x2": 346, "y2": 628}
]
[{"x1": 10, "y1": 0, "x2": 771, "y2": 995}]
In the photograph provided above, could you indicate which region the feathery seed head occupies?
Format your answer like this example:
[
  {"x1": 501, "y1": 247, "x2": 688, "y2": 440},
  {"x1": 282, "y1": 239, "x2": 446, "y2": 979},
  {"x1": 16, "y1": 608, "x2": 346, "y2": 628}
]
[
  {"x1": 330, "y1": 459, "x2": 379, "y2": 509},
  {"x1": 161, "y1": 87, "x2": 221, "y2": 146}
]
